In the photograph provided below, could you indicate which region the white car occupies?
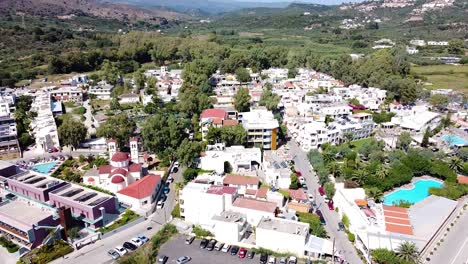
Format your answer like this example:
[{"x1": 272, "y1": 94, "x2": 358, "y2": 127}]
[
  {"x1": 299, "y1": 177, "x2": 306, "y2": 184},
  {"x1": 157, "y1": 200, "x2": 164, "y2": 209},
  {"x1": 131, "y1": 237, "x2": 143, "y2": 247},
  {"x1": 138, "y1": 235, "x2": 149, "y2": 243},
  {"x1": 176, "y1": 256, "x2": 191, "y2": 264},
  {"x1": 268, "y1": 256, "x2": 276, "y2": 264},
  {"x1": 308, "y1": 194, "x2": 314, "y2": 202},
  {"x1": 221, "y1": 243, "x2": 230, "y2": 252},
  {"x1": 174, "y1": 162, "x2": 180, "y2": 168},
  {"x1": 288, "y1": 256, "x2": 297, "y2": 264},
  {"x1": 114, "y1": 246, "x2": 127, "y2": 256}
]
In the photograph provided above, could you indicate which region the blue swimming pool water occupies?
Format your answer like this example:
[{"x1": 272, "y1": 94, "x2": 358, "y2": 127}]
[
  {"x1": 383, "y1": 179, "x2": 443, "y2": 206},
  {"x1": 31, "y1": 162, "x2": 59, "y2": 174},
  {"x1": 442, "y1": 134, "x2": 468, "y2": 147}
]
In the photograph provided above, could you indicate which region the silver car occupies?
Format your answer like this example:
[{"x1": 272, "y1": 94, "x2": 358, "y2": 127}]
[{"x1": 176, "y1": 256, "x2": 191, "y2": 264}]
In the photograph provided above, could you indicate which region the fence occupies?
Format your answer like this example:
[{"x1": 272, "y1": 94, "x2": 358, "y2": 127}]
[{"x1": 100, "y1": 216, "x2": 145, "y2": 239}]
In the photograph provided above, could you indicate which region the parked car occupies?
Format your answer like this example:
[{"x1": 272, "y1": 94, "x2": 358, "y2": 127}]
[
  {"x1": 159, "y1": 194, "x2": 167, "y2": 202},
  {"x1": 316, "y1": 210, "x2": 326, "y2": 225},
  {"x1": 167, "y1": 175, "x2": 174, "y2": 182},
  {"x1": 247, "y1": 251, "x2": 255, "y2": 259},
  {"x1": 199, "y1": 238, "x2": 208, "y2": 249},
  {"x1": 268, "y1": 256, "x2": 276, "y2": 264},
  {"x1": 288, "y1": 256, "x2": 297, "y2": 264},
  {"x1": 114, "y1": 246, "x2": 127, "y2": 256},
  {"x1": 185, "y1": 235, "x2": 195, "y2": 245},
  {"x1": 123, "y1": 242, "x2": 138, "y2": 251},
  {"x1": 238, "y1": 247, "x2": 247, "y2": 258},
  {"x1": 221, "y1": 244, "x2": 231, "y2": 253},
  {"x1": 206, "y1": 239, "x2": 217, "y2": 251},
  {"x1": 108, "y1": 249, "x2": 120, "y2": 259},
  {"x1": 176, "y1": 256, "x2": 191, "y2": 264},
  {"x1": 214, "y1": 242, "x2": 224, "y2": 251},
  {"x1": 174, "y1": 161, "x2": 180, "y2": 168},
  {"x1": 302, "y1": 183, "x2": 308, "y2": 190},
  {"x1": 296, "y1": 171, "x2": 302, "y2": 177},
  {"x1": 163, "y1": 185, "x2": 170, "y2": 194},
  {"x1": 260, "y1": 254, "x2": 268, "y2": 264},
  {"x1": 308, "y1": 194, "x2": 314, "y2": 202},
  {"x1": 230, "y1": 245, "x2": 239, "y2": 256},
  {"x1": 172, "y1": 167, "x2": 178, "y2": 173},
  {"x1": 299, "y1": 177, "x2": 306, "y2": 184},
  {"x1": 130, "y1": 237, "x2": 143, "y2": 247},
  {"x1": 157, "y1": 255, "x2": 168, "y2": 264},
  {"x1": 318, "y1": 186, "x2": 325, "y2": 196},
  {"x1": 327, "y1": 200, "x2": 334, "y2": 211},
  {"x1": 338, "y1": 222, "x2": 346, "y2": 231},
  {"x1": 157, "y1": 200, "x2": 164, "y2": 209},
  {"x1": 279, "y1": 257, "x2": 287, "y2": 264},
  {"x1": 138, "y1": 235, "x2": 149, "y2": 243}
]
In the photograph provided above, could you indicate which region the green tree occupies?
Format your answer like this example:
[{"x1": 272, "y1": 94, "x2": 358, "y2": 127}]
[
  {"x1": 343, "y1": 132, "x2": 354, "y2": 144},
  {"x1": 96, "y1": 114, "x2": 136, "y2": 148},
  {"x1": 289, "y1": 172, "x2": 300, "y2": 190},
  {"x1": 421, "y1": 128, "x2": 430, "y2": 148},
  {"x1": 397, "y1": 132, "x2": 412, "y2": 152},
  {"x1": 234, "y1": 88, "x2": 251, "y2": 112},
  {"x1": 133, "y1": 70, "x2": 146, "y2": 93},
  {"x1": 58, "y1": 116, "x2": 87, "y2": 150},
  {"x1": 447, "y1": 39, "x2": 464, "y2": 55},
  {"x1": 224, "y1": 161, "x2": 233, "y2": 174},
  {"x1": 372, "y1": 249, "x2": 399, "y2": 264},
  {"x1": 324, "y1": 182, "x2": 335, "y2": 199},
  {"x1": 449, "y1": 157, "x2": 463, "y2": 173},
  {"x1": 183, "y1": 168, "x2": 198, "y2": 183},
  {"x1": 327, "y1": 162, "x2": 340, "y2": 177},
  {"x1": 235, "y1": 68, "x2": 250, "y2": 83},
  {"x1": 429, "y1": 94, "x2": 449, "y2": 111},
  {"x1": 396, "y1": 241, "x2": 420, "y2": 264},
  {"x1": 176, "y1": 139, "x2": 202, "y2": 167},
  {"x1": 259, "y1": 89, "x2": 280, "y2": 111},
  {"x1": 375, "y1": 167, "x2": 388, "y2": 179},
  {"x1": 110, "y1": 97, "x2": 121, "y2": 110},
  {"x1": 100, "y1": 59, "x2": 119, "y2": 84},
  {"x1": 366, "y1": 187, "x2": 384, "y2": 202}
]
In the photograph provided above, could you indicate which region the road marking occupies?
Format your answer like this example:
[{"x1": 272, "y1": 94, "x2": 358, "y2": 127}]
[{"x1": 450, "y1": 237, "x2": 468, "y2": 264}]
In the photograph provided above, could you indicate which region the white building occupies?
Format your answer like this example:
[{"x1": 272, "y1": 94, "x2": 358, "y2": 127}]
[
  {"x1": 427, "y1": 41, "x2": 449, "y2": 46},
  {"x1": 212, "y1": 211, "x2": 250, "y2": 245},
  {"x1": 406, "y1": 46, "x2": 419, "y2": 55},
  {"x1": 48, "y1": 86, "x2": 84, "y2": 103},
  {"x1": 118, "y1": 93, "x2": 140, "y2": 104},
  {"x1": 262, "y1": 151, "x2": 292, "y2": 189},
  {"x1": 239, "y1": 109, "x2": 280, "y2": 150},
  {"x1": 223, "y1": 174, "x2": 259, "y2": 195},
  {"x1": 256, "y1": 217, "x2": 309, "y2": 257},
  {"x1": 261, "y1": 68, "x2": 288, "y2": 80},
  {"x1": 200, "y1": 144, "x2": 262, "y2": 175},
  {"x1": 89, "y1": 81, "x2": 114, "y2": 100},
  {"x1": 179, "y1": 183, "x2": 238, "y2": 230},
  {"x1": 297, "y1": 121, "x2": 340, "y2": 151},
  {"x1": 390, "y1": 106, "x2": 441, "y2": 132},
  {"x1": 116, "y1": 174, "x2": 162, "y2": 215},
  {"x1": 409, "y1": 39, "x2": 426, "y2": 46},
  {"x1": 231, "y1": 197, "x2": 277, "y2": 226},
  {"x1": 30, "y1": 91, "x2": 60, "y2": 152}
]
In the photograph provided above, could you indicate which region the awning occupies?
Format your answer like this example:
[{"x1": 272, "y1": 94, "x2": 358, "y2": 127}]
[{"x1": 355, "y1": 199, "x2": 368, "y2": 207}]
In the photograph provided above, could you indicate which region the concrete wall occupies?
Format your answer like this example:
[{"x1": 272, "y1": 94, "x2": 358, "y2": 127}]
[{"x1": 256, "y1": 227, "x2": 307, "y2": 257}]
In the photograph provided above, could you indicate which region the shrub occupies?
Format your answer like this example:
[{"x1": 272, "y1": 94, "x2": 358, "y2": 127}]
[
  {"x1": 0, "y1": 236, "x2": 19, "y2": 253},
  {"x1": 171, "y1": 202, "x2": 180, "y2": 218},
  {"x1": 342, "y1": 214, "x2": 350, "y2": 229},
  {"x1": 192, "y1": 225, "x2": 213, "y2": 238},
  {"x1": 297, "y1": 212, "x2": 327, "y2": 238},
  {"x1": 18, "y1": 240, "x2": 73, "y2": 264},
  {"x1": 345, "y1": 230, "x2": 355, "y2": 242},
  {"x1": 99, "y1": 209, "x2": 139, "y2": 233}
]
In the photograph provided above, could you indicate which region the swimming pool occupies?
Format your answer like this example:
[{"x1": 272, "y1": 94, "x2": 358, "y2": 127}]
[
  {"x1": 31, "y1": 162, "x2": 59, "y2": 174},
  {"x1": 383, "y1": 179, "x2": 443, "y2": 206},
  {"x1": 442, "y1": 134, "x2": 468, "y2": 147}
]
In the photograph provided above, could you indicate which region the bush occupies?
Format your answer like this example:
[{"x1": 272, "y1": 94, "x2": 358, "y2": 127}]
[
  {"x1": 297, "y1": 212, "x2": 327, "y2": 238},
  {"x1": 192, "y1": 225, "x2": 213, "y2": 238},
  {"x1": 0, "y1": 236, "x2": 19, "y2": 253},
  {"x1": 289, "y1": 172, "x2": 300, "y2": 189},
  {"x1": 183, "y1": 168, "x2": 199, "y2": 183},
  {"x1": 392, "y1": 200, "x2": 413, "y2": 208},
  {"x1": 19, "y1": 240, "x2": 73, "y2": 264},
  {"x1": 341, "y1": 214, "x2": 350, "y2": 229},
  {"x1": 252, "y1": 247, "x2": 290, "y2": 258},
  {"x1": 99, "y1": 209, "x2": 139, "y2": 233},
  {"x1": 171, "y1": 202, "x2": 181, "y2": 218},
  {"x1": 72, "y1": 106, "x2": 86, "y2": 115},
  {"x1": 429, "y1": 182, "x2": 468, "y2": 200},
  {"x1": 345, "y1": 230, "x2": 355, "y2": 242}
]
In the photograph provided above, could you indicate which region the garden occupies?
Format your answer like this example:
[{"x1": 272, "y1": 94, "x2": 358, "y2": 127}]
[
  {"x1": 99, "y1": 209, "x2": 140, "y2": 234},
  {"x1": 18, "y1": 240, "x2": 74, "y2": 264},
  {"x1": 0, "y1": 236, "x2": 19, "y2": 253}
]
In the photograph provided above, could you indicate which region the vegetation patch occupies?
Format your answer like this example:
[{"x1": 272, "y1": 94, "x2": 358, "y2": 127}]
[
  {"x1": 192, "y1": 225, "x2": 213, "y2": 238},
  {"x1": 99, "y1": 209, "x2": 140, "y2": 233},
  {"x1": 297, "y1": 212, "x2": 327, "y2": 238},
  {"x1": 0, "y1": 236, "x2": 19, "y2": 253},
  {"x1": 18, "y1": 240, "x2": 73, "y2": 264}
]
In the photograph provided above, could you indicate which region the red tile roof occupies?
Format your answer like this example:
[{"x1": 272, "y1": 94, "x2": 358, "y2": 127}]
[
  {"x1": 256, "y1": 187, "x2": 269, "y2": 199},
  {"x1": 111, "y1": 152, "x2": 129, "y2": 162},
  {"x1": 107, "y1": 139, "x2": 117, "y2": 143},
  {"x1": 200, "y1": 109, "x2": 227, "y2": 119},
  {"x1": 287, "y1": 188, "x2": 307, "y2": 201},
  {"x1": 232, "y1": 197, "x2": 277, "y2": 213},
  {"x1": 111, "y1": 168, "x2": 128, "y2": 177},
  {"x1": 206, "y1": 185, "x2": 237, "y2": 195},
  {"x1": 111, "y1": 175, "x2": 125, "y2": 184},
  {"x1": 129, "y1": 163, "x2": 141, "y2": 173},
  {"x1": 224, "y1": 175, "x2": 259, "y2": 186},
  {"x1": 98, "y1": 165, "x2": 112, "y2": 174},
  {"x1": 117, "y1": 174, "x2": 161, "y2": 199},
  {"x1": 87, "y1": 177, "x2": 95, "y2": 182},
  {"x1": 222, "y1": 120, "x2": 238, "y2": 126},
  {"x1": 245, "y1": 189, "x2": 257, "y2": 195},
  {"x1": 457, "y1": 175, "x2": 468, "y2": 184},
  {"x1": 383, "y1": 205, "x2": 413, "y2": 235}
]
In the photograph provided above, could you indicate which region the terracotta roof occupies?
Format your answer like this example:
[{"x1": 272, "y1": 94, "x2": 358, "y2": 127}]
[
  {"x1": 355, "y1": 199, "x2": 368, "y2": 206},
  {"x1": 130, "y1": 137, "x2": 138, "y2": 142},
  {"x1": 457, "y1": 175, "x2": 468, "y2": 184},
  {"x1": 232, "y1": 197, "x2": 277, "y2": 213},
  {"x1": 98, "y1": 165, "x2": 112, "y2": 174},
  {"x1": 129, "y1": 163, "x2": 141, "y2": 173},
  {"x1": 107, "y1": 139, "x2": 117, "y2": 143},
  {"x1": 200, "y1": 109, "x2": 227, "y2": 119},
  {"x1": 224, "y1": 175, "x2": 259, "y2": 186},
  {"x1": 117, "y1": 174, "x2": 161, "y2": 199},
  {"x1": 256, "y1": 187, "x2": 269, "y2": 199},
  {"x1": 212, "y1": 118, "x2": 223, "y2": 125},
  {"x1": 111, "y1": 176, "x2": 125, "y2": 184},
  {"x1": 87, "y1": 177, "x2": 95, "y2": 182},
  {"x1": 222, "y1": 119, "x2": 238, "y2": 126},
  {"x1": 110, "y1": 167, "x2": 128, "y2": 177},
  {"x1": 287, "y1": 201, "x2": 311, "y2": 213},
  {"x1": 288, "y1": 188, "x2": 307, "y2": 201},
  {"x1": 111, "y1": 152, "x2": 129, "y2": 162},
  {"x1": 245, "y1": 189, "x2": 257, "y2": 195},
  {"x1": 206, "y1": 185, "x2": 237, "y2": 195},
  {"x1": 383, "y1": 205, "x2": 413, "y2": 235}
]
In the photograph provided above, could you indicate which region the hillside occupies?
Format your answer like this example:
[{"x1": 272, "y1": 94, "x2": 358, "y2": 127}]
[{"x1": 0, "y1": 0, "x2": 187, "y2": 23}]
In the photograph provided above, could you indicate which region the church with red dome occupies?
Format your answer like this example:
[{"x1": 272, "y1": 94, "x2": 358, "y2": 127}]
[{"x1": 84, "y1": 138, "x2": 145, "y2": 193}]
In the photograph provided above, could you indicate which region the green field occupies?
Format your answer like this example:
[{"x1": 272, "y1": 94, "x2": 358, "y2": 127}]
[{"x1": 411, "y1": 64, "x2": 468, "y2": 93}]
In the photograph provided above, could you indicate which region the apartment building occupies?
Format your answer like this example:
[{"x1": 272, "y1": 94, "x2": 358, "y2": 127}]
[
  {"x1": 238, "y1": 109, "x2": 279, "y2": 150},
  {"x1": 199, "y1": 144, "x2": 262, "y2": 175},
  {"x1": 88, "y1": 81, "x2": 114, "y2": 100},
  {"x1": 49, "y1": 86, "x2": 84, "y2": 103},
  {"x1": 30, "y1": 91, "x2": 60, "y2": 152},
  {"x1": 0, "y1": 116, "x2": 21, "y2": 160},
  {"x1": 298, "y1": 121, "x2": 340, "y2": 151}
]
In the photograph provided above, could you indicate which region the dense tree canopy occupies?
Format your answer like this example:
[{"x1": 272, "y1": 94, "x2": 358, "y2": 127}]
[
  {"x1": 96, "y1": 114, "x2": 136, "y2": 148},
  {"x1": 58, "y1": 116, "x2": 87, "y2": 149},
  {"x1": 234, "y1": 88, "x2": 251, "y2": 112}
]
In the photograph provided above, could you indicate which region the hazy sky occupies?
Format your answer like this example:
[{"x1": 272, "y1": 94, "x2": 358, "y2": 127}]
[{"x1": 233, "y1": 0, "x2": 365, "y2": 3}]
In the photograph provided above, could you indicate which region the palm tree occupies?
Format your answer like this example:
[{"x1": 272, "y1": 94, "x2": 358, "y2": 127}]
[
  {"x1": 449, "y1": 157, "x2": 463, "y2": 173},
  {"x1": 365, "y1": 187, "x2": 383, "y2": 202},
  {"x1": 397, "y1": 241, "x2": 420, "y2": 264},
  {"x1": 327, "y1": 162, "x2": 341, "y2": 177},
  {"x1": 322, "y1": 151, "x2": 336, "y2": 164},
  {"x1": 376, "y1": 167, "x2": 388, "y2": 179},
  {"x1": 344, "y1": 132, "x2": 354, "y2": 145},
  {"x1": 350, "y1": 170, "x2": 367, "y2": 186}
]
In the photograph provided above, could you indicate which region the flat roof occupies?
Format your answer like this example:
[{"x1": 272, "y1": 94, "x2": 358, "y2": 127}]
[
  {"x1": 0, "y1": 199, "x2": 54, "y2": 231},
  {"x1": 212, "y1": 211, "x2": 247, "y2": 223},
  {"x1": 257, "y1": 217, "x2": 309, "y2": 236},
  {"x1": 233, "y1": 197, "x2": 277, "y2": 213},
  {"x1": 383, "y1": 205, "x2": 413, "y2": 235},
  {"x1": 51, "y1": 183, "x2": 113, "y2": 207}
]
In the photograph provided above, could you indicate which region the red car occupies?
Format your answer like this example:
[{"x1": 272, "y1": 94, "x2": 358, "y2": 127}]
[
  {"x1": 318, "y1": 186, "x2": 325, "y2": 196},
  {"x1": 328, "y1": 200, "x2": 334, "y2": 211},
  {"x1": 296, "y1": 171, "x2": 302, "y2": 177},
  {"x1": 238, "y1": 247, "x2": 247, "y2": 258}
]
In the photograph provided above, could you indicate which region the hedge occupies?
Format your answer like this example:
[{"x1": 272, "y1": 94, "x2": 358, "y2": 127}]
[
  {"x1": 99, "y1": 209, "x2": 139, "y2": 233},
  {"x1": 18, "y1": 240, "x2": 73, "y2": 264},
  {"x1": 0, "y1": 236, "x2": 19, "y2": 253}
]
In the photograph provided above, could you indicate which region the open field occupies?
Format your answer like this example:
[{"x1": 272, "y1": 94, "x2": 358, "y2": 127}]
[{"x1": 411, "y1": 64, "x2": 468, "y2": 93}]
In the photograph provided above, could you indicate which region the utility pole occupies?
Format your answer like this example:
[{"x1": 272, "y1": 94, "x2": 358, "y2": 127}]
[{"x1": 332, "y1": 237, "x2": 335, "y2": 263}]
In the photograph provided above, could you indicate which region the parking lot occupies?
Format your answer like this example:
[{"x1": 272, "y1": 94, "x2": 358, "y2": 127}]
[{"x1": 159, "y1": 235, "x2": 261, "y2": 264}]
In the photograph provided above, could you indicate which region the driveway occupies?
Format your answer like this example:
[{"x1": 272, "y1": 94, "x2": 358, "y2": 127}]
[
  {"x1": 288, "y1": 140, "x2": 362, "y2": 264},
  {"x1": 0, "y1": 247, "x2": 19, "y2": 264}
]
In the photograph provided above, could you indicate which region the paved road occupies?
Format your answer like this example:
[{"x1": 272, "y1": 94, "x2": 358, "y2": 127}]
[
  {"x1": 427, "y1": 206, "x2": 468, "y2": 264},
  {"x1": 159, "y1": 235, "x2": 261, "y2": 264},
  {"x1": 0, "y1": 246, "x2": 19, "y2": 264},
  {"x1": 288, "y1": 140, "x2": 362, "y2": 264},
  {"x1": 52, "y1": 167, "x2": 183, "y2": 264}
]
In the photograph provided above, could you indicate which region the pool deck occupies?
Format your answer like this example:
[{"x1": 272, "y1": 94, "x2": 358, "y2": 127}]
[{"x1": 30, "y1": 161, "x2": 62, "y2": 175}]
